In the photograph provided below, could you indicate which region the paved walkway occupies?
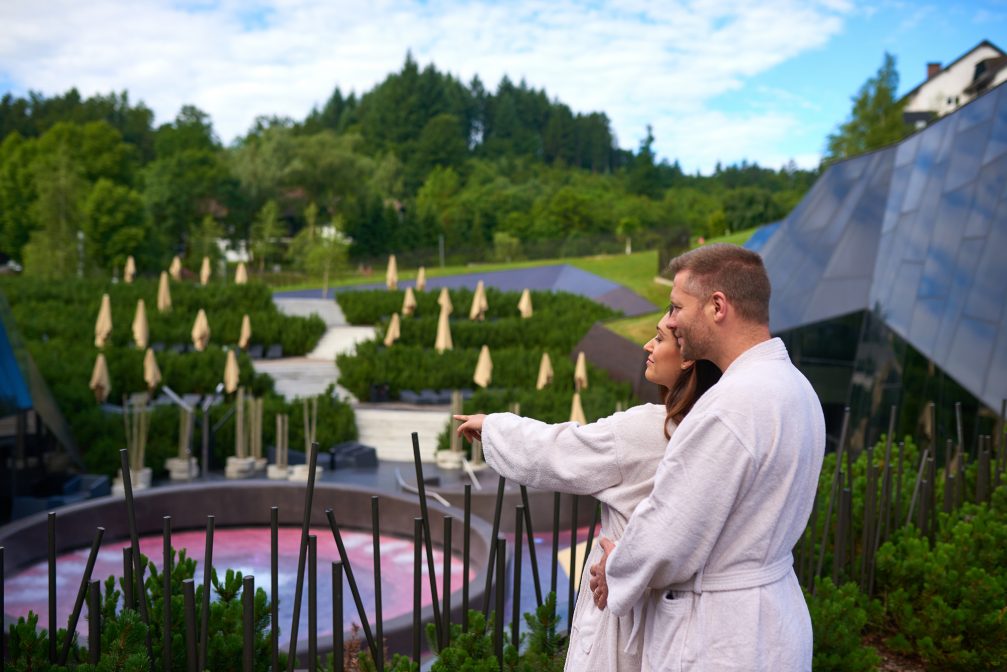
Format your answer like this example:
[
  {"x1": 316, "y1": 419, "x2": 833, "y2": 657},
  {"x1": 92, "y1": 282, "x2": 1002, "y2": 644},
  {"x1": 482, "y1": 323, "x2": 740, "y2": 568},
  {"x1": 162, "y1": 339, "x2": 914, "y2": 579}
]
[{"x1": 254, "y1": 297, "x2": 450, "y2": 461}]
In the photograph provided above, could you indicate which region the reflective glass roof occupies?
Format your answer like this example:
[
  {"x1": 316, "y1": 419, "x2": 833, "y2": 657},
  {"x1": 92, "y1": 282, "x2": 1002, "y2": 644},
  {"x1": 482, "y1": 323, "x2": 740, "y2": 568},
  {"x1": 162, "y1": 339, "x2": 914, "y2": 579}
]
[{"x1": 752, "y1": 82, "x2": 1007, "y2": 412}]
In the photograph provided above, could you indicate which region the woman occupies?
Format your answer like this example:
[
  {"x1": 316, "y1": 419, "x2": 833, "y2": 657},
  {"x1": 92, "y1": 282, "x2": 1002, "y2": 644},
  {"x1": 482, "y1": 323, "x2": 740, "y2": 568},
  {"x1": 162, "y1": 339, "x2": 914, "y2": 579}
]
[{"x1": 455, "y1": 310, "x2": 720, "y2": 671}]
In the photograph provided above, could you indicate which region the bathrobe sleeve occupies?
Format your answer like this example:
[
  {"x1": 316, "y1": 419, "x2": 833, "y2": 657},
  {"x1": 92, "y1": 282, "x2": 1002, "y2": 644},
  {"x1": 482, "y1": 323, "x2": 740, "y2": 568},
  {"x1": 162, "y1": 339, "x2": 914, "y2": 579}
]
[
  {"x1": 480, "y1": 412, "x2": 624, "y2": 496},
  {"x1": 604, "y1": 410, "x2": 757, "y2": 617}
]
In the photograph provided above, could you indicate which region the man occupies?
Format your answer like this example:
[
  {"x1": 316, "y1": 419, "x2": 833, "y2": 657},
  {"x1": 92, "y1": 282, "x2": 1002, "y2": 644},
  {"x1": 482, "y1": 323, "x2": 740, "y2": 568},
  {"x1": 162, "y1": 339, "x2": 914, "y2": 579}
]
[{"x1": 589, "y1": 243, "x2": 825, "y2": 671}]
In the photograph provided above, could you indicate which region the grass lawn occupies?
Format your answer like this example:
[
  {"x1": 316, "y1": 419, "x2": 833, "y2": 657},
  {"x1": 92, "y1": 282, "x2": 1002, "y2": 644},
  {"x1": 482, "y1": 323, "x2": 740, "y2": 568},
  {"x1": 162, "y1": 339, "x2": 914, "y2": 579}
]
[{"x1": 273, "y1": 226, "x2": 760, "y2": 344}]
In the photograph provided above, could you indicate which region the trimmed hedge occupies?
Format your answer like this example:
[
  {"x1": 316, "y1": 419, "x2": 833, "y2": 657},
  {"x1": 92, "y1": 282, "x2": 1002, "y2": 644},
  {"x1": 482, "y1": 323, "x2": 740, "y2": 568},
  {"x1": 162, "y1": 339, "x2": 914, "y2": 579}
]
[
  {"x1": 2, "y1": 276, "x2": 352, "y2": 479},
  {"x1": 4, "y1": 276, "x2": 326, "y2": 355},
  {"x1": 336, "y1": 287, "x2": 617, "y2": 326}
]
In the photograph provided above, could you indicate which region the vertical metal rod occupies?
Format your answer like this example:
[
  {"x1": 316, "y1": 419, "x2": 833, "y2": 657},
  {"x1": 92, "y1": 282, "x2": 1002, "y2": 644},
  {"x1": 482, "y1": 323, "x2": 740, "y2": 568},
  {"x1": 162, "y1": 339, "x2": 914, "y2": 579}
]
[
  {"x1": 895, "y1": 441, "x2": 905, "y2": 531},
  {"x1": 243, "y1": 575, "x2": 254, "y2": 672},
  {"x1": 199, "y1": 515, "x2": 215, "y2": 672},
  {"x1": 1, "y1": 546, "x2": 4, "y2": 665},
  {"x1": 462, "y1": 484, "x2": 471, "y2": 631},
  {"x1": 411, "y1": 433, "x2": 443, "y2": 645},
  {"x1": 309, "y1": 536, "x2": 318, "y2": 672},
  {"x1": 833, "y1": 482, "x2": 847, "y2": 585},
  {"x1": 512, "y1": 506, "x2": 524, "y2": 648},
  {"x1": 519, "y1": 485, "x2": 543, "y2": 607},
  {"x1": 163, "y1": 516, "x2": 172, "y2": 672},
  {"x1": 123, "y1": 547, "x2": 135, "y2": 611},
  {"x1": 87, "y1": 579, "x2": 100, "y2": 664},
  {"x1": 325, "y1": 509, "x2": 377, "y2": 662},
  {"x1": 906, "y1": 448, "x2": 930, "y2": 527},
  {"x1": 551, "y1": 492, "x2": 560, "y2": 596},
  {"x1": 997, "y1": 399, "x2": 1006, "y2": 476},
  {"x1": 859, "y1": 446, "x2": 875, "y2": 588},
  {"x1": 581, "y1": 502, "x2": 601, "y2": 579},
  {"x1": 494, "y1": 537, "x2": 505, "y2": 668},
  {"x1": 333, "y1": 561, "x2": 345, "y2": 672},
  {"x1": 371, "y1": 498, "x2": 384, "y2": 671},
  {"x1": 271, "y1": 506, "x2": 279, "y2": 672},
  {"x1": 183, "y1": 579, "x2": 198, "y2": 672},
  {"x1": 483, "y1": 475, "x2": 506, "y2": 618},
  {"x1": 59, "y1": 526, "x2": 105, "y2": 665},
  {"x1": 119, "y1": 449, "x2": 154, "y2": 668},
  {"x1": 413, "y1": 518, "x2": 422, "y2": 664},
  {"x1": 48, "y1": 511, "x2": 56, "y2": 664},
  {"x1": 287, "y1": 441, "x2": 321, "y2": 671},
  {"x1": 567, "y1": 494, "x2": 578, "y2": 633},
  {"x1": 955, "y1": 401, "x2": 965, "y2": 460},
  {"x1": 814, "y1": 407, "x2": 849, "y2": 594},
  {"x1": 442, "y1": 515, "x2": 453, "y2": 648}
]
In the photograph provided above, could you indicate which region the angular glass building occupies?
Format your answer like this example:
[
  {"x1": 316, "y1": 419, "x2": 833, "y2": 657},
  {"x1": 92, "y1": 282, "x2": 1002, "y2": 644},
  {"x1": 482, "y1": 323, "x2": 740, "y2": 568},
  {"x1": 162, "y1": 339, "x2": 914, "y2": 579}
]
[{"x1": 752, "y1": 80, "x2": 1007, "y2": 453}]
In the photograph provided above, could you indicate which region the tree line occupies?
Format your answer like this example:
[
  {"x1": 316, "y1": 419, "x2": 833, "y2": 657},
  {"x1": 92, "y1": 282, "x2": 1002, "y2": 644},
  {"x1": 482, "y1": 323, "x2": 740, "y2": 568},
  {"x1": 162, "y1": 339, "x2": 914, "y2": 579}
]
[{"x1": 0, "y1": 54, "x2": 825, "y2": 277}]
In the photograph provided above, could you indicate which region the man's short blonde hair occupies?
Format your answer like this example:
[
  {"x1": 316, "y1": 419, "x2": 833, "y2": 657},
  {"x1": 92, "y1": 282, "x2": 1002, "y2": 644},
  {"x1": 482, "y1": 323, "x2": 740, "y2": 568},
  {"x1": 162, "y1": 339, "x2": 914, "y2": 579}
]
[{"x1": 667, "y1": 243, "x2": 770, "y2": 325}]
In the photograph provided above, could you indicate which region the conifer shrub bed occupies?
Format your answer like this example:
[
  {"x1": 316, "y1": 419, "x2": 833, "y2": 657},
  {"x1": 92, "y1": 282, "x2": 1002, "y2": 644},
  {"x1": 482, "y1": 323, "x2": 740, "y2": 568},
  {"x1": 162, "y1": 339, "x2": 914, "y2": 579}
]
[
  {"x1": 2, "y1": 276, "x2": 350, "y2": 478},
  {"x1": 336, "y1": 288, "x2": 616, "y2": 330}
]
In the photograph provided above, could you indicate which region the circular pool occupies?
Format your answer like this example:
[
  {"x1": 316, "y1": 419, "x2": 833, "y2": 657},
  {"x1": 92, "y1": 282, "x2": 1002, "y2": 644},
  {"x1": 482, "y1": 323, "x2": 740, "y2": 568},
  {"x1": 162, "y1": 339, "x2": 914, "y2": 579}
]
[{"x1": 0, "y1": 480, "x2": 493, "y2": 661}]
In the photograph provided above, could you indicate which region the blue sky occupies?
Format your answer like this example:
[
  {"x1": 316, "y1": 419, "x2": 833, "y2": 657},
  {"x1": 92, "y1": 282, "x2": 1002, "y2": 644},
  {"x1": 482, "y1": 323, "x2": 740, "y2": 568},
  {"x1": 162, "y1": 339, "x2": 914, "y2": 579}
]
[{"x1": 1, "y1": 0, "x2": 1005, "y2": 173}]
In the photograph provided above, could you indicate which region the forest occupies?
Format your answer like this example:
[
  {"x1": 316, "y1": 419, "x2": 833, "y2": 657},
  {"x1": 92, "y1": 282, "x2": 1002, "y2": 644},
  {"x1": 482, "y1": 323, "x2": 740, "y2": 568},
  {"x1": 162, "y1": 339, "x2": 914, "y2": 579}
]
[{"x1": 0, "y1": 54, "x2": 818, "y2": 277}]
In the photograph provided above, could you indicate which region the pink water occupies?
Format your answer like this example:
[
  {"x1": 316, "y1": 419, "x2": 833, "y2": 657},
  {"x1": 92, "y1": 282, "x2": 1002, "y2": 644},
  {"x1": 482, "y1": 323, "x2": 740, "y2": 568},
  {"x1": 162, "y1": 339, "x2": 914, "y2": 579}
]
[{"x1": 5, "y1": 527, "x2": 471, "y2": 647}]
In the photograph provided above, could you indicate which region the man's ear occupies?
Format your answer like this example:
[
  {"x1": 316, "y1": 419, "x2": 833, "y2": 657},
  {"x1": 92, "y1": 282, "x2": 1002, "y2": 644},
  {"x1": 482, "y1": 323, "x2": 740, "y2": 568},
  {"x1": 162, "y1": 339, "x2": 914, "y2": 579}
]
[
  {"x1": 710, "y1": 291, "x2": 728, "y2": 322},
  {"x1": 681, "y1": 359, "x2": 695, "y2": 371}
]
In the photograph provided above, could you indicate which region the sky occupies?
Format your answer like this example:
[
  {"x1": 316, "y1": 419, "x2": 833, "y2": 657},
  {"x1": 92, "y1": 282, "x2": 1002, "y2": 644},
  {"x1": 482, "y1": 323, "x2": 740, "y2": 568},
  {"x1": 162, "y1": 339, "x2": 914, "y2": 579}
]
[{"x1": 1, "y1": 0, "x2": 1005, "y2": 174}]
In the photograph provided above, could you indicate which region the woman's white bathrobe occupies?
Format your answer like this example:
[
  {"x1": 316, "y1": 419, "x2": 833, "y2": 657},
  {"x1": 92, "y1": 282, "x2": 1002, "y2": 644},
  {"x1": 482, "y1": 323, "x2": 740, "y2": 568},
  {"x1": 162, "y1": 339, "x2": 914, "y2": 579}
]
[
  {"x1": 605, "y1": 338, "x2": 825, "y2": 672},
  {"x1": 481, "y1": 403, "x2": 674, "y2": 671}
]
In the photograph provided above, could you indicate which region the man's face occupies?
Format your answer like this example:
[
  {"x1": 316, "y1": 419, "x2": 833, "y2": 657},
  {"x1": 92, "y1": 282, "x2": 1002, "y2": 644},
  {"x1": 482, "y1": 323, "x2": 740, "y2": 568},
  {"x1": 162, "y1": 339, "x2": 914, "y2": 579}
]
[{"x1": 669, "y1": 271, "x2": 715, "y2": 362}]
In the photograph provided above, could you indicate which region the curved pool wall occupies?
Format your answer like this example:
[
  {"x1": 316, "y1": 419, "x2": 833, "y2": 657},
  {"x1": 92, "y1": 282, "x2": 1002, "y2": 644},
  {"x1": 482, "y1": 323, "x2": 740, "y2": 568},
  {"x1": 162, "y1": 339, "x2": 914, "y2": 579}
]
[{"x1": 0, "y1": 480, "x2": 495, "y2": 664}]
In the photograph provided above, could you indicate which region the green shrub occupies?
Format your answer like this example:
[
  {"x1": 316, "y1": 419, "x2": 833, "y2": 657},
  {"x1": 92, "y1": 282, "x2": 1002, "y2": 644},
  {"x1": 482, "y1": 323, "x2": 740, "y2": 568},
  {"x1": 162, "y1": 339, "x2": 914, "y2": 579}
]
[
  {"x1": 806, "y1": 578, "x2": 881, "y2": 672},
  {"x1": 5, "y1": 547, "x2": 284, "y2": 672},
  {"x1": 873, "y1": 486, "x2": 1007, "y2": 670}
]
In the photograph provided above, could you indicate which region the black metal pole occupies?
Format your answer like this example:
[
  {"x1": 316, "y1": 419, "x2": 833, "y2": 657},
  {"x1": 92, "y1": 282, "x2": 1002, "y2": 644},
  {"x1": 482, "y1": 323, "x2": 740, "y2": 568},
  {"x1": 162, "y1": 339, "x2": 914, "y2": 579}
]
[
  {"x1": 48, "y1": 511, "x2": 56, "y2": 664},
  {"x1": 371, "y1": 497, "x2": 384, "y2": 671},
  {"x1": 163, "y1": 516, "x2": 172, "y2": 672},
  {"x1": 287, "y1": 441, "x2": 321, "y2": 671},
  {"x1": 413, "y1": 518, "x2": 422, "y2": 664},
  {"x1": 462, "y1": 484, "x2": 471, "y2": 632},
  {"x1": 59, "y1": 526, "x2": 105, "y2": 665},
  {"x1": 243, "y1": 575, "x2": 254, "y2": 672},
  {"x1": 123, "y1": 547, "x2": 134, "y2": 611},
  {"x1": 1, "y1": 546, "x2": 4, "y2": 665},
  {"x1": 199, "y1": 515, "x2": 215, "y2": 672},
  {"x1": 309, "y1": 536, "x2": 318, "y2": 672},
  {"x1": 333, "y1": 561, "x2": 344, "y2": 672},
  {"x1": 519, "y1": 486, "x2": 543, "y2": 607},
  {"x1": 87, "y1": 579, "x2": 100, "y2": 664},
  {"x1": 567, "y1": 495, "x2": 579, "y2": 632},
  {"x1": 442, "y1": 515, "x2": 453, "y2": 649},
  {"x1": 119, "y1": 449, "x2": 154, "y2": 668},
  {"x1": 271, "y1": 506, "x2": 279, "y2": 672},
  {"x1": 410, "y1": 433, "x2": 443, "y2": 645},
  {"x1": 483, "y1": 475, "x2": 506, "y2": 617},
  {"x1": 494, "y1": 537, "x2": 505, "y2": 668},
  {"x1": 183, "y1": 579, "x2": 198, "y2": 672},
  {"x1": 325, "y1": 509, "x2": 377, "y2": 662},
  {"x1": 581, "y1": 502, "x2": 600, "y2": 579},
  {"x1": 551, "y1": 492, "x2": 560, "y2": 597},
  {"x1": 512, "y1": 506, "x2": 524, "y2": 648}
]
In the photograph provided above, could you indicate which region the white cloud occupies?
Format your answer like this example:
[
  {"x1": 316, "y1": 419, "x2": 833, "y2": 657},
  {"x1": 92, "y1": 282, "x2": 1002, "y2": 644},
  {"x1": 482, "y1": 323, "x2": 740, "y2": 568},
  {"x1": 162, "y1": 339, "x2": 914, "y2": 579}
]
[{"x1": 0, "y1": 0, "x2": 853, "y2": 172}]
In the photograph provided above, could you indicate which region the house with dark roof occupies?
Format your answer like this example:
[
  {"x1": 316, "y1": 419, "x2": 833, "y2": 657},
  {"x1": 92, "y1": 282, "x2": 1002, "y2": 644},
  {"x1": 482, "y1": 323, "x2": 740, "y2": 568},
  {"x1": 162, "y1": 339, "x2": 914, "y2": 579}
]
[{"x1": 902, "y1": 40, "x2": 1007, "y2": 129}]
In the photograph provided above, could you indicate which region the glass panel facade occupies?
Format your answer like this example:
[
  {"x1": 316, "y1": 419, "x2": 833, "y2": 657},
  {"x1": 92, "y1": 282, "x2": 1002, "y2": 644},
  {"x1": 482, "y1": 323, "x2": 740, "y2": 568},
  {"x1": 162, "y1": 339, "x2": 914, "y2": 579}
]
[{"x1": 753, "y1": 81, "x2": 1007, "y2": 448}]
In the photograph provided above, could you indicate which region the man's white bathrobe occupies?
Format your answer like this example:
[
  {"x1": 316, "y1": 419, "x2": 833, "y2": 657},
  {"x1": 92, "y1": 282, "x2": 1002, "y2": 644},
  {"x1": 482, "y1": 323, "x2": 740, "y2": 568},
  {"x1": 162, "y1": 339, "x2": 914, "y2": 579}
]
[
  {"x1": 481, "y1": 402, "x2": 675, "y2": 671},
  {"x1": 606, "y1": 338, "x2": 825, "y2": 672}
]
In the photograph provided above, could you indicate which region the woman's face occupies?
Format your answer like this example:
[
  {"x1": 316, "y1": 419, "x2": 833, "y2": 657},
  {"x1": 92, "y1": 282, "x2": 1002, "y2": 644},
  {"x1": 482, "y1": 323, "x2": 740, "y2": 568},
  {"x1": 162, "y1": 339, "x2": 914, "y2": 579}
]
[{"x1": 644, "y1": 312, "x2": 690, "y2": 387}]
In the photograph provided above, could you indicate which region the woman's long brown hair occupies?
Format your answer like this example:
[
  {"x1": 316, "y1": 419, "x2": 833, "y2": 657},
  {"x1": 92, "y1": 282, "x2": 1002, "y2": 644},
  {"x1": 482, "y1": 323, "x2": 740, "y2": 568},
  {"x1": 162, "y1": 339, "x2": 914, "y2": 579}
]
[{"x1": 660, "y1": 359, "x2": 721, "y2": 439}]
